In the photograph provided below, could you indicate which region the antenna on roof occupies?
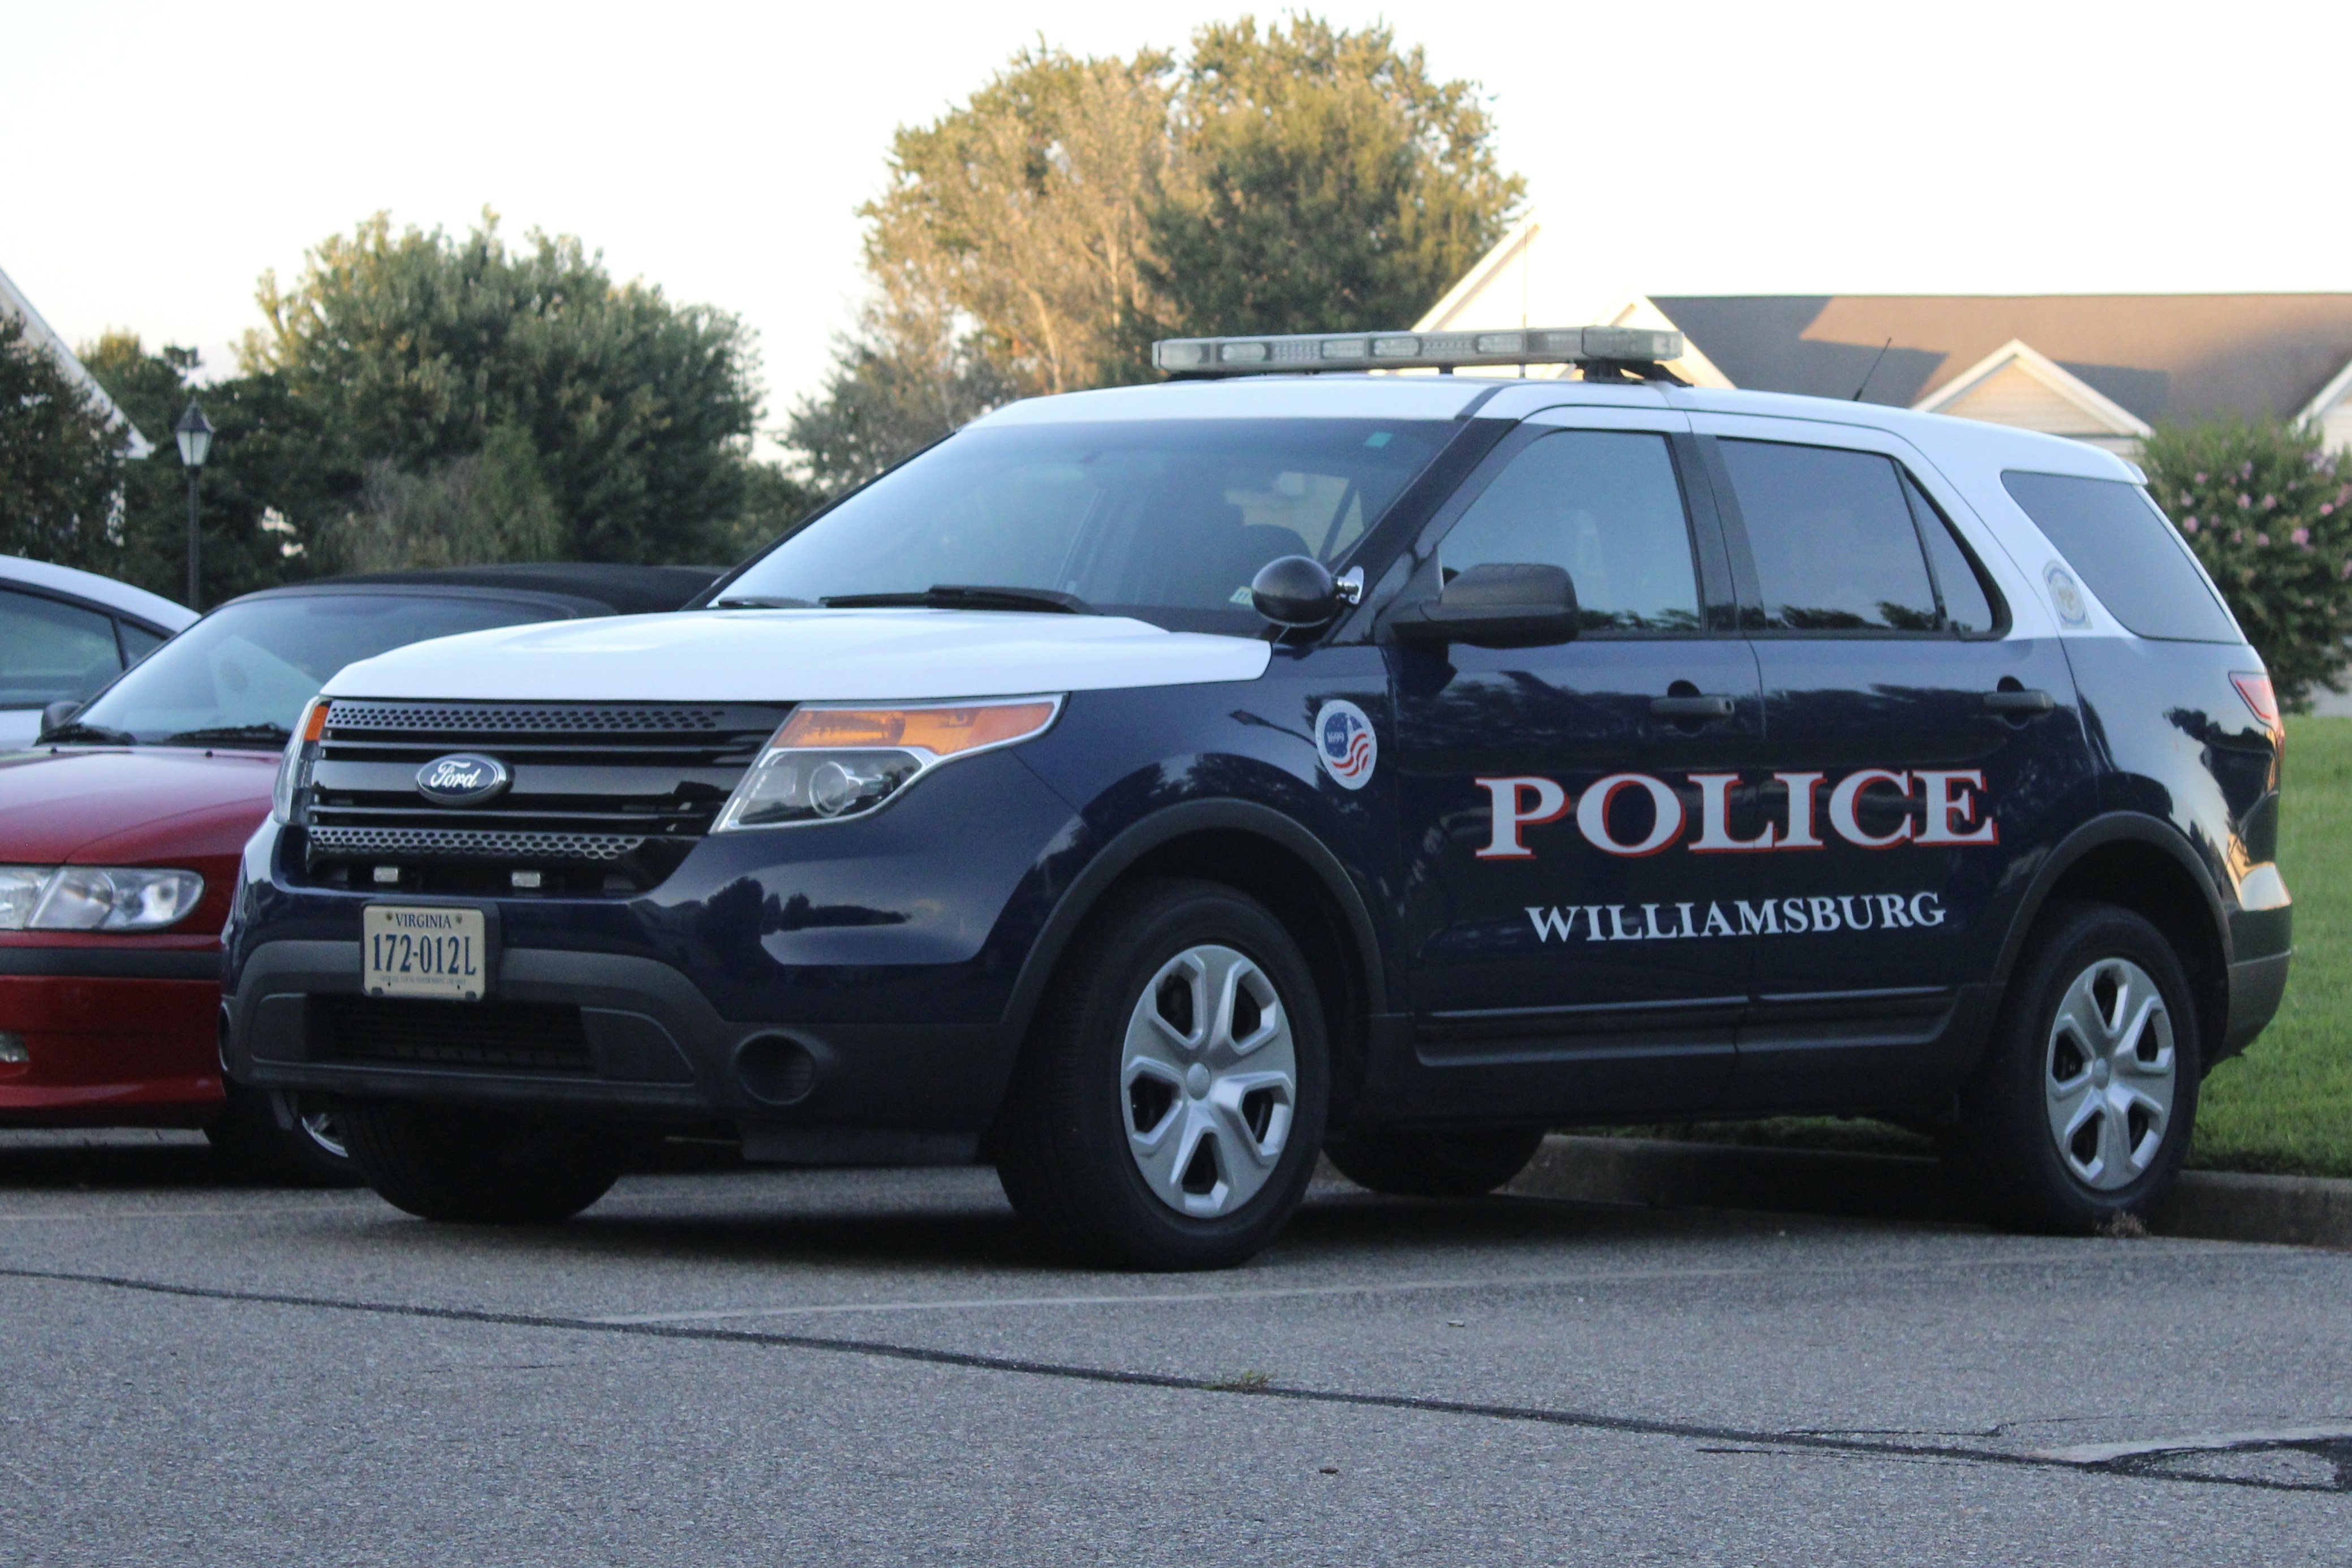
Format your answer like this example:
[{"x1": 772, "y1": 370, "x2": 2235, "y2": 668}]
[{"x1": 1850, "y1": 337, "x2": 1893, "y2": 402}]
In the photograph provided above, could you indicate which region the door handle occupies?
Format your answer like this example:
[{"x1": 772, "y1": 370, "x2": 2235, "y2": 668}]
[
  {"x1": 1981, "y1": 688, "x2": 2055, "y2": 714},
  {"x1": 1651, "y1": 694, "x2": 1736, "y2": 720}
]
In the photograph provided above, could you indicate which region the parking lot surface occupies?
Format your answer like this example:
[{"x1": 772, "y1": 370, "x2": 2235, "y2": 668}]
[{"x1": 2, "y1": 1133, "x2": 2347, "y2": 1566}]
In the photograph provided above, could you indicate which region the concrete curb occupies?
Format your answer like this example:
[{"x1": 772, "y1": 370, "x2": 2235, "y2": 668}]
[{"x1": 1492, "y1": 1135, "x2": 2352, "y2": 1249}]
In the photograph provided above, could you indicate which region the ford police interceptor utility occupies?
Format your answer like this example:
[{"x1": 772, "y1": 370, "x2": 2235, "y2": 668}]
[{"x1": 222, "y1": 325, "x2": 2291, "y2": 1269}]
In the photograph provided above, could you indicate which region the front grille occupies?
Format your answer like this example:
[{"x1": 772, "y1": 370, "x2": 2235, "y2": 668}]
[
  {"x1": 296, "y1": 699, "x2": 789, "y2": 895},
  {"x1": 325, "y1": 703, "x2": 733, "y2": 734},
  {"x1": 308, "y1": 826, "x2": 648, "y2": 861},
  {"x1": 315, "y1": 994, "x2": 593, "y2": 1073}
]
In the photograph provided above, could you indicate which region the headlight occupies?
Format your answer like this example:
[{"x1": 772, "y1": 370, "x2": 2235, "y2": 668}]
[
  {"x1": 272, "y1": 697, "x2": 330, "y2": 826},
  {"x1": 0, "y1": 866, "x2": 206, "y2": 932},
  {"x1": 713, "y1": 697, "x2": 1062, "y2": 832}
]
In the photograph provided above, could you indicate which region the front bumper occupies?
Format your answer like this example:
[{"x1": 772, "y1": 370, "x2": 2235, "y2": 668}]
[
  {"x1": 221, "y1": 747, "x2": 1082, "y2": 1157},
  {"x1": 0, "y1": 948, "x2": 225, "y2": 1125},
  {"x1": 222, "y1": 937, "x2": 1013, "y2": 1156}
]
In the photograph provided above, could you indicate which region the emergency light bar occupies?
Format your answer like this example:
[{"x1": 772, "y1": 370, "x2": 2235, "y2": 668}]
[{"x1": 1151, "y1": 325, "x2": 1685, "y2": 376}]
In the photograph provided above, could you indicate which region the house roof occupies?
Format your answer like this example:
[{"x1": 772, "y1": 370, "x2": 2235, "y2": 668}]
[
  {"x1": 1649, "y1": 294, "x2": 2352, "y2": 426},
  {"x1": 0, "y1": 262, "x2": 151, "y2": 458}
]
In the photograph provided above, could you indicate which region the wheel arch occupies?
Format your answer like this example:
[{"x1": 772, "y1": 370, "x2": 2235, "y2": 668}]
[
  {"x1": 1001, "y1": 800, "x2": 1389, "y2": 1121},
  {"x1": 1995, "y1": 813, "x2": 2232, "y2": 1071}
]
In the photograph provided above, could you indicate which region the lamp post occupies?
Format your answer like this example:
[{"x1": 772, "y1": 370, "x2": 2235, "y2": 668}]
[{"x1": 173, "y1": 402, "x2": 214, "y2": 610}]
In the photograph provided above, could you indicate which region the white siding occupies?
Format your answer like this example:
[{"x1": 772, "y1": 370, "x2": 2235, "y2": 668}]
[{"x1": 1937, "y1": 361, "x2": 2116, "y2": 436}]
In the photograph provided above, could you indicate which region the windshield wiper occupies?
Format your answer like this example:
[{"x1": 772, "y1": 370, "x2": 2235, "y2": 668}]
[
  {"x1": 709, "y1": 595, "x2": 817, "y2": 609},
  {"x1": 158, "y1": 723, "x2": 293, "y2": 748},
  {"x1": 819, "y1": 584, "x2": 1095, "y2": 614},
  {"x1": 42, "y1": 720, "x2": 134, "y2": 746}
]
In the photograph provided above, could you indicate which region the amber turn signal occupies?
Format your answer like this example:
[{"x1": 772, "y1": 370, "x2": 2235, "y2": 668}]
[{"x1": 772, "y1": 700, "x2": 1059, "y2": 757}]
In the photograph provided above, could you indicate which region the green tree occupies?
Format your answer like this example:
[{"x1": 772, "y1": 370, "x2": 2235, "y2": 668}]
[
  {"x1": 0, "y1": 313, "x2": 125, "y2": 571},
  {"x1": 242, "y1": 212, "x2": 765, "y2": 565},
  {"x1": 1144, "y1": 15, "x2": 1523, "y2": 338},
  {"x1": 2140, "y1": 417, "x2": 2352, "y2": 709},
  {"x1": 787, "y1": 16, "x2": 1523, "y2": 492},
  {"x1": 782, "y1": 288, "x2": 1020, "y2": 495},
  {"x1": 864, "y1": 46, "x2": 1177, "y2": 398},
  {"x1": 80, "y1": 333, "x2": 317, "y2": 605}
]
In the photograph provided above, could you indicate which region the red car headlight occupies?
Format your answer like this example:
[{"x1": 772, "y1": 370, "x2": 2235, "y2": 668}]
[{"x1": 0, "y1": 865, "x2": 206, "y2": 932}]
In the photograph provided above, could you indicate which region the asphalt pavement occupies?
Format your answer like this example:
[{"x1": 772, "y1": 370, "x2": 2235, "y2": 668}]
[{"x1": 2, "y1": 1131, "x2": 2347, "y2": 1566}]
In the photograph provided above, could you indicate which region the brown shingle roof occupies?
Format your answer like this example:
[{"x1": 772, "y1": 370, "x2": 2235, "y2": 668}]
[{"x1": 1649, "y1": 295, "x2": 2352, "y2": 424}]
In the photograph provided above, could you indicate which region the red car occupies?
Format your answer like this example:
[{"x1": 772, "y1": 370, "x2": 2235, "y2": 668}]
[{"x1": 1, "y1": 563, "x2": 716, "y2": 1178}]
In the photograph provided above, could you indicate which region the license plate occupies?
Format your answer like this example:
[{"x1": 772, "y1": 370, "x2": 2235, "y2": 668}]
[{"x1": 363, "y1": 906, "x2": 488, "y2": 1001}]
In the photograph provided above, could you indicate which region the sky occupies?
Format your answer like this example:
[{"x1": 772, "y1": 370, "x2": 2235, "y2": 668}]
[{"x1": 6, "y1": 0, "x2": 2340, "y2": 440}]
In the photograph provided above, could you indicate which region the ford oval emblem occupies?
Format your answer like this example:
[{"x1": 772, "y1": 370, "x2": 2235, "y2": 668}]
[{"x1": 415, "y1": 753, "x2": 510, "y2": 807}]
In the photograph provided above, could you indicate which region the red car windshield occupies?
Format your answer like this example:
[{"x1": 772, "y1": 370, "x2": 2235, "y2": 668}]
[{"x1": 63, "y1": 593, "x2": 566, "y2": 747}]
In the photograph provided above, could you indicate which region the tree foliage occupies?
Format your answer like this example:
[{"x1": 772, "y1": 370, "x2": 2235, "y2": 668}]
[
  {"x1": 80, "y1": 333, "x2": 317, "y2": 605},
  {"x1": 1145, "y1": 16, "x2": 1524, "y2": 337},
  {"x1": 788, "y1": 15, "x2": 1523, "y2": 494},
  {"x1": 0, "y1": 313, "x2": 125, "y2": 570},
  {"x1": 2140, "y1": 417, "x2": 2352, "y2": 709},
  {"x1": 242, "y1": 212, "x2": 769, "y2": 566}
]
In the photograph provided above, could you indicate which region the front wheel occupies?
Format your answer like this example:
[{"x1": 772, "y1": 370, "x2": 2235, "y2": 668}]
[
  {"x1": 1945, "y1": 902, "x2": 2200, "y2": 1233},
  {"x1": 994, "y1": 879, "x2": 1329, "y2": 1270},
  {"x1": 339, "y1": 1103, "x2": 626, "y2": 1224},
  {"x1": 205, "y1": 1083, "x2": 361, "y2": 1187}
]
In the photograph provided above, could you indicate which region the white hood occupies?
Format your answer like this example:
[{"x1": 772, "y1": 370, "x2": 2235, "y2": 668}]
[{"x1": 321, "y1": 608, "x2": 1273, "y2": 703}]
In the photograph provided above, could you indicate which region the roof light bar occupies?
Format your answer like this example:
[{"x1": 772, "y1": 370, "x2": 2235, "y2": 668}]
[{"x1": 1151, "y1": 325, "x2": 1685, "y2": 376}]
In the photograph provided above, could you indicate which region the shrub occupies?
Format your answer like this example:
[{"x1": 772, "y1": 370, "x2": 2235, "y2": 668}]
[{"x1": 2139, "y1": 417, "x2": 2352, "y2": 710}]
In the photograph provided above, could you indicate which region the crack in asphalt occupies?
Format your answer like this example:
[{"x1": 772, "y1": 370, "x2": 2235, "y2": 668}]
[{"x1": 3, "y1": 1262, "x2": 2345, "y2": 1496}]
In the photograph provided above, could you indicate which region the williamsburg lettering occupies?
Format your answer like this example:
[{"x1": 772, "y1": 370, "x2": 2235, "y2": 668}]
[{"x1": 1526, "y1": 893, "x2": 1949, "y2": 943}]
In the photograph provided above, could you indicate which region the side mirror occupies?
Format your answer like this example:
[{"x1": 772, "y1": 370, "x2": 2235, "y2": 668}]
[
  {"x1": 37, "y1": 699, "x2": 81, "y2": 741},
  {"x1": 1251, "y1": 555, "x2": 1346, "y2": 628},
  {"x1": 1389, "y1": 562, "x2": 1579, "y2": 648}
]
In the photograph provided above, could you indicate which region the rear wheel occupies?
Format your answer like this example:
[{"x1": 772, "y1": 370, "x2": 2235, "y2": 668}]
[
  {"x1": 994, "y1": 879, "x2": 1329, "y2": 1270},
  {"x1": 205, "y1": 1083, "x2": 361, "y2": 1187},
  {"x1": 1945, "y1": 903, "x2": 2200, "y2": 1233},
  {"x1": 339, "y1": 1102, "x2": 625, "y2": 1224},
  {"x1": 1324, "y1": 1125, "x2": 1547, "y2": 1197}
]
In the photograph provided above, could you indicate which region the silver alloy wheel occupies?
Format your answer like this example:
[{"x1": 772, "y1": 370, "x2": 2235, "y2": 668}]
[
  {"x1": 299, "y1": 1110, "x2": 349, "y2": 1161},
  {"x1": 1121, "y1": 943, "x2": 1298, "y2": 1218},
  {"x1": 2044, "y1": 955, "x2": 2176, "y2": 1191}
]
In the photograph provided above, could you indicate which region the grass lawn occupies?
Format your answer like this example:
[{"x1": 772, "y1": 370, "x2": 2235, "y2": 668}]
[{"x1": 1608, "y1": 716, "x2": 2352, "y2": 1178}]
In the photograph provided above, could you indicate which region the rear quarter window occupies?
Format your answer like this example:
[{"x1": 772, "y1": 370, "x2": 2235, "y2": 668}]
[{"x1": 2001, "y1": 470, "x2": 2242, "y2": 643}]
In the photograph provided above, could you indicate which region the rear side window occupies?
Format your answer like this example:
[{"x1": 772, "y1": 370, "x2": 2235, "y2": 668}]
[
  {"x1": 1438, "y1": 430, "x2": 1703, "y2": 632},
  {"x1": 1901, "y1": 472, "x2": 2001, "y2": 635},
  {"x1": 0, "y1": 588, "x2": 123, "y2": 708},
  {"x1": 2001, "y1": 471, "x2": 2241, "y2": 643},
  {"x1": 1717, "y1": 440, "x2": 1939, "y2": 632}
]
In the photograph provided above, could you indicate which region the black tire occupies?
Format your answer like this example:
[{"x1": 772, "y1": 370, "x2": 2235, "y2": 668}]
[
  {"x1": 993, "y1": 878, "x2": 1329, "y2": 1270},
  {"x1": 205, "y1": 1083, "x2": 362, "y2": 1187},
  {"x1": 1945, "y1": 902, "x2": 2202, "y2": 1233},
  {"x1": 1325, "y1": 1125, "x2": 1547, "y2": 1197},
  {"x1": 339, "y1": 1102, "x2": 626, "y2": 1224}
]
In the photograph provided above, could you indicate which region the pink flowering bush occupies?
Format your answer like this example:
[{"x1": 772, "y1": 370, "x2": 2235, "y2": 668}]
[{"x1": 2140, "y1": 417, "x2": 2352, "y2": 709}]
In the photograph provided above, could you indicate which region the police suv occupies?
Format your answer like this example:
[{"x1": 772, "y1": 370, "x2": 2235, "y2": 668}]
[{"x1": 222, "y1": 325, "x2": 2290, "y2": 1268}]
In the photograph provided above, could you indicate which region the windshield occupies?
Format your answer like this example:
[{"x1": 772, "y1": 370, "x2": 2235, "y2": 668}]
[
  {"x1": 69, "y1": 593, "x2": 568, "y2": 746},
  {"x1": 723, "y1": 418, "x2": 1453, "y2": 631}
]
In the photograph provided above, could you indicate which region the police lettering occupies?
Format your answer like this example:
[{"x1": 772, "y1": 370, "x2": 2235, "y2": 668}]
[{"x1": 1475, "y1": 769, "x2": 1995, "y2": 859}]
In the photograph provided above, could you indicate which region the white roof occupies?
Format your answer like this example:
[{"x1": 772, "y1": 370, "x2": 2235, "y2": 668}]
[
  {"x1": 0, "y1": 554, "x2": 196, "y2": 632},
  {"x1": 0, "y1": 262, "x2": 152, "y2": 459}
]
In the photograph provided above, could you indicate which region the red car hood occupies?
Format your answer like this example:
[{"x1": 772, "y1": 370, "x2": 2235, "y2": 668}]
[{"x1": 0, "y1": 747, "x2": 278, "y2": 865}]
